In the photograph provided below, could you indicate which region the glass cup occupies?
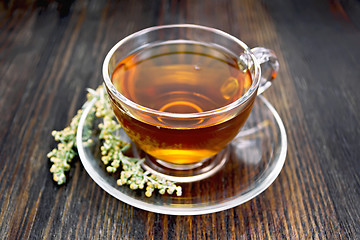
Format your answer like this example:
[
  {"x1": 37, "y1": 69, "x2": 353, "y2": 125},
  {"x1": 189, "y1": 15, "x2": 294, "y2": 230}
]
[{"x1": 102, "y1": 24, "x2": 279, "y2": 182}]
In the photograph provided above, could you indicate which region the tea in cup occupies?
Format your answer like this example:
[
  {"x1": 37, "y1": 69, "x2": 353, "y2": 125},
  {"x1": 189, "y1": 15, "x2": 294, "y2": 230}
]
[{"x1": 103, "y1": 24, "x2": 278, "y2": 181}]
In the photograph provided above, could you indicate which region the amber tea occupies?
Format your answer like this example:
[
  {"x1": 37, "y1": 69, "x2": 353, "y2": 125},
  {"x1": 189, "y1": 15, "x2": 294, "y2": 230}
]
[{"x1": 109, "y1": 42, "x2": 255, "y2": 164}]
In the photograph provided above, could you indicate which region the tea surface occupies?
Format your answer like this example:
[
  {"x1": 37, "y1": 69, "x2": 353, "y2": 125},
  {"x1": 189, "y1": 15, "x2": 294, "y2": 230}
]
[{"x1": 111, "y1": 42, "x2": 252, "y2": 114}]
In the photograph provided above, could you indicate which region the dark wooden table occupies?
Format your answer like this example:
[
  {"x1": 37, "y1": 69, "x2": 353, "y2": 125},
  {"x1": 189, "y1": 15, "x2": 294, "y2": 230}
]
[{"x1": 1, "y1": 0, "x2": 359, "y2": 239}]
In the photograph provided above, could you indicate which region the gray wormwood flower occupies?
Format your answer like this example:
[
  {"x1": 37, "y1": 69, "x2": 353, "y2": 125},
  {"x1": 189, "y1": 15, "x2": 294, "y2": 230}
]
[
  {"x1": 47, "y1": 108, "x2": 95, "y2": 185},
  {"x1": 47, "y1": 85, "x2": 182, "y2": 197}
]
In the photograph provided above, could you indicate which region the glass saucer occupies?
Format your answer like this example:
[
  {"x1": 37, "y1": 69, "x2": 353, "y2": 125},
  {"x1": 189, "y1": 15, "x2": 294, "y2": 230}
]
[{"x1": 76, "y1": 95, "x2": 287, "y2": 215}]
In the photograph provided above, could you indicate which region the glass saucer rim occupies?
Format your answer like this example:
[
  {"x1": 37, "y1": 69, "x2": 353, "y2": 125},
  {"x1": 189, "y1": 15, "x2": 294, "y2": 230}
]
[{"x1": 76, "y1": 95, "x2": 287, "y2": 215}]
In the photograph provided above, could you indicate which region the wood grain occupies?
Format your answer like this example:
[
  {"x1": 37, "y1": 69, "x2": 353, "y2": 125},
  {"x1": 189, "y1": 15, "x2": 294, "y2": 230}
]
[{"x1": 0, "y1": 0, "x2": 359, "y2": 239}]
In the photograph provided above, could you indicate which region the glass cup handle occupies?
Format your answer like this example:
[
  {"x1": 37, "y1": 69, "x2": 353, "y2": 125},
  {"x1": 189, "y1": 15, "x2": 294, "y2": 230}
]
[{"x1": 251, "y1": 47, "x2": 279, "y2": 95}]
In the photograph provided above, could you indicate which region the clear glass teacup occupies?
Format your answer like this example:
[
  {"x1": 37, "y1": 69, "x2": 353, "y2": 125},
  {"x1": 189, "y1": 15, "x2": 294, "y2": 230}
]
[{"x1": 103, "y1": 24, "x2": 279, "y2": 182}]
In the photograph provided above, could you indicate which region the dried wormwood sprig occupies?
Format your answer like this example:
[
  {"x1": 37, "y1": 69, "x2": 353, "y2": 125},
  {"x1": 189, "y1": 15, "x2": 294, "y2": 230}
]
[
  {"x1": 47, "y1": 93, "x2": 97, "y2": 185},
  {"x1": 47, "y1": 109, "x2": 94, "y2": 184},
  {"x1": 47, "y1": 85, "x2": 182, "y2": 197}
]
